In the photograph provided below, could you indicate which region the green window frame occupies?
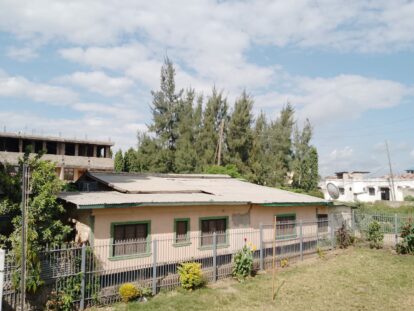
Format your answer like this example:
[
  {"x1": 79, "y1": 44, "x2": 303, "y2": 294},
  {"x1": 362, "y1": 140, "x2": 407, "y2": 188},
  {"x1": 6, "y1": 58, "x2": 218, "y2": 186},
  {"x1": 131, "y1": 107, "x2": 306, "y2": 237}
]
[
  {"x1": 109, "y1": 220, "x2": 151, "y2": 260},
  {"x1": 199, "y1": 216, "x2": 229, "y2": 249},
  {"x1": 275, "y1": 213, "x2": 297, "y2": 240},
  {"x1": 173, "y1": 218, "x2": 191, "y2": 246}
]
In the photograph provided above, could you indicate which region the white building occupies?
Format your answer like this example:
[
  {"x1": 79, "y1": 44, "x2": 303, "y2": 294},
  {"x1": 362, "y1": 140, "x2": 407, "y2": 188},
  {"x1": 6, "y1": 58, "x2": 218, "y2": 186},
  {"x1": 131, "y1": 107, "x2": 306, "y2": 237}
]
[{"x1": 320, "y1": 171, "x2": 414, "y2": 202}]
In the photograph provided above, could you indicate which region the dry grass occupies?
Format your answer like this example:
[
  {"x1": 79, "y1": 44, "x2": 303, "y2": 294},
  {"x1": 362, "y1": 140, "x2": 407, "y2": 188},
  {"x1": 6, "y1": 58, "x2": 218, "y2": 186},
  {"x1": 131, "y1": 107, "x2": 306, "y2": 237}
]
[{"x1": 92, "y1": 247, "x2": 414, "y2": 311}]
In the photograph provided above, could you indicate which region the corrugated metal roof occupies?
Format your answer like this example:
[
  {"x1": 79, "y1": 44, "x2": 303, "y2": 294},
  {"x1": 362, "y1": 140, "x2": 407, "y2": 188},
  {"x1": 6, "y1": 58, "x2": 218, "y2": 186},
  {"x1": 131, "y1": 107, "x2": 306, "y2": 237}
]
[{"x1": 59, "y1": 172, "x2": 330, "y2": 209}]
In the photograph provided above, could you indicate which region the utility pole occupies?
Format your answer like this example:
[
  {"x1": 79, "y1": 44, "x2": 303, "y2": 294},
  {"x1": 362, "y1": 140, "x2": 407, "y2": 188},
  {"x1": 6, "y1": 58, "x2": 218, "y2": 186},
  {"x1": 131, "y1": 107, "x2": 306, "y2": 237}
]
[
  {"x1": 385, "y1": 141, "x2": 396, "y2": 201},
  {"x1": 21, "y1": 164, "x2": 29, "y2": 310},
  {"x1": 217, "y1": 119, "x2": 225, "y2": 166}
]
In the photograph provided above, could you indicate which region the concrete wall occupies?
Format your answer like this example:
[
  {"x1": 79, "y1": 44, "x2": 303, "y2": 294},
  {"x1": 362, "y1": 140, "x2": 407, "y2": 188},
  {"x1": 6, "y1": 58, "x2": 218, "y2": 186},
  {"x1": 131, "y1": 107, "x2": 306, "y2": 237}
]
[{"x1": 84, "y1": 204, "x2": 330, "y2": 270}]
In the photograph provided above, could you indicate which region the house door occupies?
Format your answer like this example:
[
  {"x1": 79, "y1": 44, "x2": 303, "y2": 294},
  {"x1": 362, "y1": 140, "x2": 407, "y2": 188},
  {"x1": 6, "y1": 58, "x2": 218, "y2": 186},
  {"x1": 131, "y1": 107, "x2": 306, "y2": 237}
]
[{"x1": 380, "y1": 187, "x2": 390, "y2": 200}]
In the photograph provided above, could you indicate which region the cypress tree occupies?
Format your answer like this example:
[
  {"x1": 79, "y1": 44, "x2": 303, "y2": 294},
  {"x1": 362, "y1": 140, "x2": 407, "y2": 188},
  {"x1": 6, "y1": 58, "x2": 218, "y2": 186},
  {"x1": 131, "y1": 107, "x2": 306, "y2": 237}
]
[
  {"x1": 198, "y1": 87, "x2": 228, "y2": 167},
  {"x1": 149, "y1": 57, "x2": 183, "y2": 172},
  {"x1": 114, "y1": 150, "x2": 124, "y2": 172},
  {"x1": 226, "y1": 91, "x2": 254, "y2": 173}
]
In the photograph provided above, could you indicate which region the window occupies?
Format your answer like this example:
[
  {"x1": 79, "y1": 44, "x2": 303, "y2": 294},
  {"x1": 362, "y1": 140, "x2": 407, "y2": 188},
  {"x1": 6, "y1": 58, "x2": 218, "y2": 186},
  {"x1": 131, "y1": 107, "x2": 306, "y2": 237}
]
[
  {"x1": 200, "y1": 217, "x2": 228, "y2": 247},
  {"x1": 368, "y1": 187, "x2": 375, "y2": 196},
  {"x1": 174, "y1": 218, "x2": 190, "y2": 245},
  {"x1": 317, "y1": 214, "x2": 328, "y2": 233},
  {"x1": 63, "y1": 168, "x2": 74, "y2": 181},
  {"x1": 339, "y1": 187, "x2": 345, "y2": 195},
  {"x1": 276, "y1": 214, "x2": 296, "y2": 239},
  {"x1": 111, "y1": 222, "x2": 150, "y2": 257}
]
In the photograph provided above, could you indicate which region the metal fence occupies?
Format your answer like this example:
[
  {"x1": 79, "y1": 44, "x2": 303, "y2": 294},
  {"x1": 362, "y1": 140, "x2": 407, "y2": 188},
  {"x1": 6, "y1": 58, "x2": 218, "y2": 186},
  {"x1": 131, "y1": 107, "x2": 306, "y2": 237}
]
[{"x1": 1, "y1": 211, "x2": 412, "y2": 310}]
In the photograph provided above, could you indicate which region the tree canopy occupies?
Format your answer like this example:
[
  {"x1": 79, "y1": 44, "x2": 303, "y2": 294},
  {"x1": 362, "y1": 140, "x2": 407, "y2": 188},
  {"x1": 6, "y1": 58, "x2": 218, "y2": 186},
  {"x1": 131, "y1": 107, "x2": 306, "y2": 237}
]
[{"x1": 115, "y1": 58, "x2": 320, "y2": 192}]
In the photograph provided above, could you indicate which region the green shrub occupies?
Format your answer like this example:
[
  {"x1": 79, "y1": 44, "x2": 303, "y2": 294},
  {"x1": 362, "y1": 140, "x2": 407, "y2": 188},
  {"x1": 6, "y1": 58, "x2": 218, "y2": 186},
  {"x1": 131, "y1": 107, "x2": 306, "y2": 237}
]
[
  {"x1": 404, "y1": 195, "x2": 414, "y2": 202},
  {"x1": 119, "y1": 283, "x2": 140, "y2": 303},
  {"x1": 366, "y1": 221, "x2": 384, "y2": 249},
  {"x1": 336, "y1": 223, "x2": 354, "y2": 249},
  {"x1": 233, "y1": 242, "x2": 254, "y2": 281},
  {"x1": 280, "y1": 258, "x2": 289, "y2": 268},
  {"x1": 178, "y1": 262, "x2": 204, "y2": 290},
  {"x1": 396, "y1": 222, "x2": 414, "y2": 254}
]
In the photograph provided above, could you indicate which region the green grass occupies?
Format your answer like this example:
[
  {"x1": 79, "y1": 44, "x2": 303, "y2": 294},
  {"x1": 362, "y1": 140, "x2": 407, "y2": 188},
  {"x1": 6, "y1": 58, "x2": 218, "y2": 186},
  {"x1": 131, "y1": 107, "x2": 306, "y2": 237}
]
[
  {"x1": 355, "y1": 202, "x2": 414, "y2": 215},
  {"x1": 100, "y1": 247, "x2": 414, "y2": 311}
]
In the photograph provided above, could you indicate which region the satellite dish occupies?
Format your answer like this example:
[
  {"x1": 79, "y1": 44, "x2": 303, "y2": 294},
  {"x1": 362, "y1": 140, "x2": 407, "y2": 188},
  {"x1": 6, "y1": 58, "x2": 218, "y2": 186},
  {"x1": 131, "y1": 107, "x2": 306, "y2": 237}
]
[{"x1": 327, "y1": 183, "x2": 340, "y2": 200}]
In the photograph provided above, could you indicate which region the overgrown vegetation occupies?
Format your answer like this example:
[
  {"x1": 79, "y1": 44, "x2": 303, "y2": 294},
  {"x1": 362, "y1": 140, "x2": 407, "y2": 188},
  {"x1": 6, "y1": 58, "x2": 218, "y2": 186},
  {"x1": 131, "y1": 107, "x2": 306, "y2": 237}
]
[
  {"x1": 113, "y1": 58, "x2": 319, "y2": 193},
  {"x1": 354, "y1": 201, "x2": 414, "y2": 215},
  {"x1": 178, "y1": 262, "x2": 204, "y2": 291},
  {"x1": 396, "y1": 221, "x2": 414, "y2": 254},
  {"x1": 366, "y1": 221, "x2": 384, "y2": 249},
  {"x1": 232, "y1": 242, "x2": 255, "y2": 282},
  {"x1": 0, "y1": 153, "x2": 73, "y2": 293}
]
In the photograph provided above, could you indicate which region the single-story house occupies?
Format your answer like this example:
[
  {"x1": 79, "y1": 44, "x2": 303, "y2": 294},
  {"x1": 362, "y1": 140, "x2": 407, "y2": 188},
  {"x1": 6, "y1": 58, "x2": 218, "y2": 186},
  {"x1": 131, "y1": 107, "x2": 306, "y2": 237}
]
[{"x1": 59, "y1": 171, "x2": 335, "y2": 270}]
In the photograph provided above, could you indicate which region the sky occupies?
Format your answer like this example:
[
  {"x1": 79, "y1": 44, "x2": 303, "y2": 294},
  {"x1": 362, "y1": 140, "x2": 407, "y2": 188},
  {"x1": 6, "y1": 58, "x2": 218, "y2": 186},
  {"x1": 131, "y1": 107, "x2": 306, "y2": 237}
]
[{"x1": 0, "y1": 0, "x2": 414, "y2": 177}]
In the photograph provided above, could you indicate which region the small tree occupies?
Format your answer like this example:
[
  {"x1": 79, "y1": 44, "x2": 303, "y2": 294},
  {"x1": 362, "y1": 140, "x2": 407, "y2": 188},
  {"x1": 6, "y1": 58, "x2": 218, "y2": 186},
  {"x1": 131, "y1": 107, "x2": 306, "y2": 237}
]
[
  {"x1": 366, "y1": 221, "x2": 384, "y2": 249},
  {"x1": 114, "y1": 150, "x2": 124, "y2": 172}
]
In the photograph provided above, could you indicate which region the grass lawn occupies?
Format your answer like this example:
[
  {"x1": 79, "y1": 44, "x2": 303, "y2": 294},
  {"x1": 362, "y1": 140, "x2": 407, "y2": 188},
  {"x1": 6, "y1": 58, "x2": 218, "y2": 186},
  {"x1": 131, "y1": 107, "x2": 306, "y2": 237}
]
[{"x1": 99, "y1": 247, "x2": 414, "y2": 311}]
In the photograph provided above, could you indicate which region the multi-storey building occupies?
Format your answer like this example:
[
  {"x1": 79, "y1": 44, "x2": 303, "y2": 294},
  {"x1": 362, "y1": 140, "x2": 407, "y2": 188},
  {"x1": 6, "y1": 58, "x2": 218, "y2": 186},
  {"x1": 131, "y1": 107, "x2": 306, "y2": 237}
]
[{"x1": 0, "y1": 131, "x2": 114, "y2": 181}]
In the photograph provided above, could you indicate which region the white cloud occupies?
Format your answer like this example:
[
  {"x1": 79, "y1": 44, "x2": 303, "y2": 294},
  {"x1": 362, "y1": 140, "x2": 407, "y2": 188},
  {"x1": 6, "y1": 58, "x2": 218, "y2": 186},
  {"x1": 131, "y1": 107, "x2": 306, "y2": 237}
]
[
  {"x1": 0, "y1": 71, "x2": 78, "y2": 105},
  {"x1": 6, "y1": 46, "x2": 38, "y2": 61},
  {"x1": 57, "y1": 71, "x2": 134, "y2": 97}
]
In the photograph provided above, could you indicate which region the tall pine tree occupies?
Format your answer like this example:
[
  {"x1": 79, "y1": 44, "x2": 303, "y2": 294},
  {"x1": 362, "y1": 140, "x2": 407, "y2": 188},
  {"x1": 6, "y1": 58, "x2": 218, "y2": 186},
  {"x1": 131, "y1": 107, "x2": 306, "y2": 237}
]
[{"x1": 226, "y1": 91, "x2": 254, "y2": 173}]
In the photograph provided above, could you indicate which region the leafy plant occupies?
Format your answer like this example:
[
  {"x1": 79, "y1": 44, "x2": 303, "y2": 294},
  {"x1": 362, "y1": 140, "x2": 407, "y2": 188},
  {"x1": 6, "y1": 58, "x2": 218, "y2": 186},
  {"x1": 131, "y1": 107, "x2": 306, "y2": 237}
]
[
  {"x1": 280, "y1": 258, "x2": 289, "y2": 268},
  {"x1": 232, "y1": 241, "x2": 255, "y2": 281},
  {"x1": 119, "y1": 283, "x2": 140, "y2": 303},
  {"x1": 177, "y1": 262, "x2": 204, "y2": 290},
  {"x1": 336, "y1": 223, "x2": 354, "y2": 249},
  {"x1": 396, "y1": 221, "x2": 414, "y2": 254},
  {"x1": 316, "y1": 247, "x2": 326, "y2": 259},
  {"x1": 366, "y1": 221, "x2": 384, "y2": 249},
  {"x1": 404, "y1": 195, "x2": 414, "y2": 202}
]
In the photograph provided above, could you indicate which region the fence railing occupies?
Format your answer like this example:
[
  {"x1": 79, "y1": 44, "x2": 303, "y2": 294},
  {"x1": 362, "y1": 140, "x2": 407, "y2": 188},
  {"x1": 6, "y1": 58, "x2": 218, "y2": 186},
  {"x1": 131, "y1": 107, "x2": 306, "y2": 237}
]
[{"x1": 1, "y1": 211, "x2": 412, "y2": 310}]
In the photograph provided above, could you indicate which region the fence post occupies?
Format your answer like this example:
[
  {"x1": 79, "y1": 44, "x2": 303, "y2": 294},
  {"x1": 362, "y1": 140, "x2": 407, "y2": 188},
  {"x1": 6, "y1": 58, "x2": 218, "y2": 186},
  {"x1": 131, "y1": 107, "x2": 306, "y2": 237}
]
[
  {"x1": 352, "y1": 209, "x2": 356, "y2": 234},
  {"x1": 330, "y1": 215, "x2": 336, "y2": 249},
  {"x1": 299, "y1": 221, "x2": 303, "y2": 261},
  {"x1": 79, "y1": 244, "x2": 86, "y2": 311},
  {"x1": 394, "y1": 214, "x2": 398, "y2": 247},
  {"x1": 259, "y1": 223, "x2": 264, "y2": 271},
  {"x1": 0, "y1": 249, "x2": 5, "y2": 311},
  {"x1": 152, "y1": 239, "x2": 157, "y2": 296},
  {"x1": 213, "y1": 232, "x2": 217, "y2": 282}
]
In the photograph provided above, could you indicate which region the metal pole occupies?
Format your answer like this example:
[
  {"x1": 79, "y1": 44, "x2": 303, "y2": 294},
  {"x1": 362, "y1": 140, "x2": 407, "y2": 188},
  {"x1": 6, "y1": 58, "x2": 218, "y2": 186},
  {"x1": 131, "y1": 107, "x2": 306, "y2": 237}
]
[
  {"x1": 385, "y1": 141, "x2": 397, "y2": 201},
  {"x1": 0, "y1": 249, "x2": 5, "y2": 311},
  {"x1": 20, "y1": 164, "x2": 28, "y2": 311},
  {"x1": 79, "y1": 244, "x2": 86, "y2": 310},
  {"x1": 259, "y1": 223, "x2": 264, "y2": 271},
  {"x1": 152, "y1": 239, "x2": 157, "y2": 296},
  {"x1": 272, "y1": 216, "x2": 277, "y2": 300},
  {"x1": 352, "y1": 209, "x2": 356, "y2": 236},
  {"x1": 213, "y1": 232, "x2": 217, "y2": 282},
  {"x1": 394, "y1": 214, "x2": 398, "y2": 247},
  {"x1": 299, "y1": 221, "x2": 303, "y2": 261},
  {"x1": 330, "y1": 215, "x2": 336, "y2": 249}
]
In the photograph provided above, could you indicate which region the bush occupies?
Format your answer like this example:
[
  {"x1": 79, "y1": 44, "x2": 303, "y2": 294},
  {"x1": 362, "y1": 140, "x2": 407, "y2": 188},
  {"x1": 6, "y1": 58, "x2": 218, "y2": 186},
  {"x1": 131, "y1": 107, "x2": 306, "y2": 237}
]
[
  {"x1": 336, "y1": 223, "x2": 354, "y2": 249},
  {"x1": 280, "y1": 258, "x2": 289, "y2": 268},
  {"x1": 396, "y1": 222, "x2": 414, "y2": 254},
  {"x1": 366, "y1": 221, "x2": 384, "y2": 249},
  {"x1": 404, "y1": 195, "x2": 414, "y2": 202},
  {"x1": 233, "y1": 242, "x2": 255, "y2": 281},
  {"x1": 119, "y1": 283, "x2": 140, "y2": 303},
  {"x1": 178, "y1": 262, "x2": 204, "y2": 290}
]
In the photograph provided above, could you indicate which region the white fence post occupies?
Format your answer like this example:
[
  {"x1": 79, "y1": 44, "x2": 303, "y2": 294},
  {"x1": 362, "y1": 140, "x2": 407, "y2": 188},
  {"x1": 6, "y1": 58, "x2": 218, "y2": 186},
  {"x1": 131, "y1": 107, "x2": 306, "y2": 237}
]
[
  {"x1": 299, "y1": 221, "x2": 303, "y2": 261},
  {"x1": 213, "y1": 233, "x2": 217, "y2": 282},
  {"x1": 152, "y1": 239, "x2": 157, "y2": 296},
  {"x1": 394, "y1": 214, "x2": 398, "y2": 247},
  {"x1": 79, "y1": 244, "x2": 86, "y2": 311},
  {"x1": 259, "y1": 223, "x2": 264, "y2": 270},
  {"x1": 0, "y1": 249, "x2": 5, "y2": 311}
]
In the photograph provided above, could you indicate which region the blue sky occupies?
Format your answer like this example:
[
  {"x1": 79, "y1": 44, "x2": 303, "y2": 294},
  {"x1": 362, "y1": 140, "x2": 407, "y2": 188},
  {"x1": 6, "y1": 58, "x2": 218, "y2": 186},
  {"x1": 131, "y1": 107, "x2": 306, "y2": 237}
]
[{"x1": 0, "y1": 0, "x2": 413, "y2": 176}]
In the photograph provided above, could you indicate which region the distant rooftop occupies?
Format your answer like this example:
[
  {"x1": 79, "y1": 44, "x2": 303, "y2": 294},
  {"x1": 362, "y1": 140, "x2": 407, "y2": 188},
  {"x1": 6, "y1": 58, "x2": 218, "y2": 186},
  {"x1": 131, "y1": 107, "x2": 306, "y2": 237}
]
[{"x1": 0, "y1": 131, "x2": 114, "y2": 146}]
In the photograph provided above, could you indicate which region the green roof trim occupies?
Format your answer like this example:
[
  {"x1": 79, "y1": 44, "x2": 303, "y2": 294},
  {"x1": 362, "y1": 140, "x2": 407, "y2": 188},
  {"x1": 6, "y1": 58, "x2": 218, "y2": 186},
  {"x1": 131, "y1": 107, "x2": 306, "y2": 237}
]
[{"x1": 261, "y1": 202, "x2": 333, "y2": 207}]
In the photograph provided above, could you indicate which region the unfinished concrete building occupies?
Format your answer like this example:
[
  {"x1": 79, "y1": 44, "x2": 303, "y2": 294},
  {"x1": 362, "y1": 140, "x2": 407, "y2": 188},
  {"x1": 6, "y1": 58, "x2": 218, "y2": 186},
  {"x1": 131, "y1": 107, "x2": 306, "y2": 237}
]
[{"x1": 0, "y1": 132, "x2": 114, "y2": 181}]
